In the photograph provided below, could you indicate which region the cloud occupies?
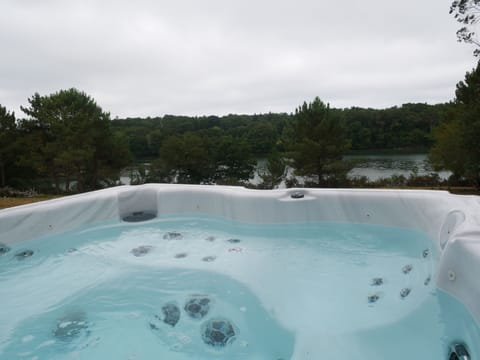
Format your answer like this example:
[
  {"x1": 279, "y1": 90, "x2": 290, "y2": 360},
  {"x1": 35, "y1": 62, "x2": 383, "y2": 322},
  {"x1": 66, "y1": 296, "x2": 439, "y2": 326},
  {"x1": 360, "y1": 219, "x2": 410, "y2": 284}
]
[{"x1": 0, "y1": 0, "x2": 476, "y2": 118}]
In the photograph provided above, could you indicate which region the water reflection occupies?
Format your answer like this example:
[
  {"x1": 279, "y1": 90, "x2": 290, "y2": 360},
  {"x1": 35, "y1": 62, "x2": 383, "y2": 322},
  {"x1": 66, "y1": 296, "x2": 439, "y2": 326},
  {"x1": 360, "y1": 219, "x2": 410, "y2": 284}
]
[
  {"x1": 250, "y1": 153, "x2": 451, "y2": 187},
  {"x1": 344, "y1": 153, "x2": 451, "y2": 181},
  {"x1": 120, "y1": 153, "x2": 451, "y2": 186}
]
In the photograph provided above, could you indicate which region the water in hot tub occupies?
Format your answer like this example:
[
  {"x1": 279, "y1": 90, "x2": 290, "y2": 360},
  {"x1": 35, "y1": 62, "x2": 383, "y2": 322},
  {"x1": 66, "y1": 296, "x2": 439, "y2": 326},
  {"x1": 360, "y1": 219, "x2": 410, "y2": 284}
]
[{"x1": 0, "y1": 215, "x2": 479, "y2": 359}]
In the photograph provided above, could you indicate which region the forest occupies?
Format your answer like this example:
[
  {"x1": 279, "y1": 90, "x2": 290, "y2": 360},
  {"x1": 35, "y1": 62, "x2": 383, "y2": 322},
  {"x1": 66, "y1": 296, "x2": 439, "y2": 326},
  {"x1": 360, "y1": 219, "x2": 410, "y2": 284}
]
[
  {"x1": 0, "y1": 68, "x2": 478, "y2": 194},
  {"x1": 111, "y1": 102, "x2": 449, "y2": 160}
]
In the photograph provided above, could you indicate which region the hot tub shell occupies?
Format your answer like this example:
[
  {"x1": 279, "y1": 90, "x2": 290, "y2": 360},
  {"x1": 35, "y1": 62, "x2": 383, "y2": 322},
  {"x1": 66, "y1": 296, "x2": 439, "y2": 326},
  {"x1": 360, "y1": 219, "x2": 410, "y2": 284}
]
[{"x1": 1, "y1": 184, "x2": 480, "y2": 350}]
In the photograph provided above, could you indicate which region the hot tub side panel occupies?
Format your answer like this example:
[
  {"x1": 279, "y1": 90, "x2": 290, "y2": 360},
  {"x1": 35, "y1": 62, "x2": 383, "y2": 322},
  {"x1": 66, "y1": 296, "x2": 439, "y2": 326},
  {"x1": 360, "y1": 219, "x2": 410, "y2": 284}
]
[{"x1": 0, "y1": 190, "x2": 119, "y2": 244}]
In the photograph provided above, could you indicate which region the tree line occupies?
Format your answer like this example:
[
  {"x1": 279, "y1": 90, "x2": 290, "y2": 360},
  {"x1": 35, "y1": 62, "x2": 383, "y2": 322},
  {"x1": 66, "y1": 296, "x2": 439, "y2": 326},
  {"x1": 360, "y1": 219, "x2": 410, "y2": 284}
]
[
  {"x1": 0, "y1": 90, "x2": 454, "y2": 193},
  {"x1": 109, "y1": 101, "x2": 456, "y2": 188},
  {"x1": 0, "y1": 89, "x2": 131, "y2": 193},
  {"x1": 1, "y1": 62, "x2": 479, "y2": 192},
  {"x1": 111, "y1": 102, "x2": 449, "y2": 161}
]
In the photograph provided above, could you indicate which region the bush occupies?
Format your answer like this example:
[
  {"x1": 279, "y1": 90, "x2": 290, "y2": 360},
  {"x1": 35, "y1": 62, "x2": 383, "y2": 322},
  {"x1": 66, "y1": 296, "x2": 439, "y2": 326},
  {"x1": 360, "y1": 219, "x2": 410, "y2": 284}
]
[{"x1": 0, "y1": 187, "x2": 38, "y2": 197}]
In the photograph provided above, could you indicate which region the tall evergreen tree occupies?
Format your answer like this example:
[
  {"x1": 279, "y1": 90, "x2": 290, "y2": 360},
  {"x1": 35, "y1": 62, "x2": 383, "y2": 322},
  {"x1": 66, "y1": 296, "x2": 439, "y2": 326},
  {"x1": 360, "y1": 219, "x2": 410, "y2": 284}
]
[
  {"x1": 212, "y1": 136, "x2": 256, "y2": 184},
  {"x1": 20, "y1": 88, "x2": 131, "y2": 192},
  {"x1": 430, "y1": 62, "x2": 480, "y2": 187},
  {"x1": 289, "y1": 97, "x2": 351, "y2": 187},
  {"x1": 0, "y1": 105, "x2": 18, "y2": 187},
  {"x1": 155, "y1": 132, "x2": 215, "y2": 184},
  {"x1": 258, "y1": 150, "x2": 286, "y2": 189}
]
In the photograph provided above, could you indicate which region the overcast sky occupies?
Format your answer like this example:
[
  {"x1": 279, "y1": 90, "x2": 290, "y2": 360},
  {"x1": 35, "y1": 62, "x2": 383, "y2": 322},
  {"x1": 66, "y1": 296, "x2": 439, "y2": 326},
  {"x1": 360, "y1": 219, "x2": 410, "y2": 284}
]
[{"x1": 0, "y1": 0, "x2": 477, "y2": 118}]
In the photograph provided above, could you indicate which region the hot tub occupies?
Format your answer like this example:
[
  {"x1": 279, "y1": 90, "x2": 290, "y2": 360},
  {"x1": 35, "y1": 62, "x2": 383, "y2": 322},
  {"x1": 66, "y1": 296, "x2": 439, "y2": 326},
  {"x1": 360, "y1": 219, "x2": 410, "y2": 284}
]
[{"x1": 0, "y1": 185, "x2": 479, "y2": 359}]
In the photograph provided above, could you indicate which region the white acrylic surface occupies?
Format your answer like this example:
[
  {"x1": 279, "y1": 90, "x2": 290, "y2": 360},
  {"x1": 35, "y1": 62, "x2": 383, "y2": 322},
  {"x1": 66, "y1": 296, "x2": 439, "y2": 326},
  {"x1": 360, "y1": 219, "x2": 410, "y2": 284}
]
[{"x1": 1, "y1": 184, "x2": 480, "y2": 326}]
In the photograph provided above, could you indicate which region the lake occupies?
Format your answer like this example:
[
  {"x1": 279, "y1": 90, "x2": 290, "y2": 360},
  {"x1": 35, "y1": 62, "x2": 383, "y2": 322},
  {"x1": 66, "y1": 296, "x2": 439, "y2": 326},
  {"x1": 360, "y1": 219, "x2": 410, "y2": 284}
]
[
  {"x1": 344, "y1": 153, "x2": 451, "y2": 181},
  {"x1": 122, "y1": 153, "x2": 451, "y2": 186},
  {"x1": 251, "y1": 153, "x2": 451, "y2": 187}
]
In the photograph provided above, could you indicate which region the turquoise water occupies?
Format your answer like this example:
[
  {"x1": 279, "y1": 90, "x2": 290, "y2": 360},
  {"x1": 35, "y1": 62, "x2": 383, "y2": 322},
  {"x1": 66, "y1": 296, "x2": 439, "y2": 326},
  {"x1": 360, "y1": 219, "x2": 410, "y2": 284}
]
[{"x1": 0, "y1": 215, "x2": 479, "y2": 359}]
